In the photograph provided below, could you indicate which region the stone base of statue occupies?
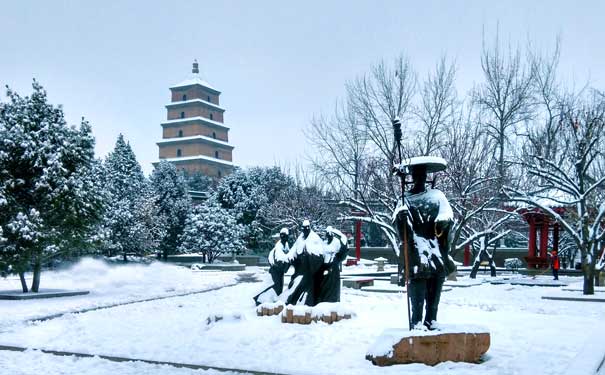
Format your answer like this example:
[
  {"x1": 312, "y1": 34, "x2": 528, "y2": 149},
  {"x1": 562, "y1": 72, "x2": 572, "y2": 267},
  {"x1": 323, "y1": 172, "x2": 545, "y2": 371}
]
[
  {"x1": 256, "y1": 302, "x2": 284, "y2": 317},
  {"x1": 366, "y1": 325, "x2": 490, "y2": 366},
  {"x1": 280, "y1": 303, "x2": 354, "y2": 325}
]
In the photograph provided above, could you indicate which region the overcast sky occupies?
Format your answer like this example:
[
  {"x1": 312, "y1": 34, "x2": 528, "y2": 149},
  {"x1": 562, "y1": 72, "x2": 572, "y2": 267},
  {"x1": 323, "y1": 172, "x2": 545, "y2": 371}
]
[{"x1": 1, "y1": 1, "x2": 604, "y2": 175}]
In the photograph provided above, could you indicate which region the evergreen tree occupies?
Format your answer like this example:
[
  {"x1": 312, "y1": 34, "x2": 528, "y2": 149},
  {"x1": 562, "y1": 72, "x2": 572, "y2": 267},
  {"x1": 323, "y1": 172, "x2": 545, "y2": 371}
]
[
  {"x1": 214, "y1": 167, "x2": 291, "y2": 251},
  {"x1": 150, "y1": 161, "x2": 191, "y2": 260},
  {"x1": 99, "y1": 134, "x2": 157, "y2": 258},
  {"x1": 179, "y1": 203, "x2": 245, "y2": 263},
  {"x1": 0, "y1": 81, "x2": 104, "y2": 292},
  {"x1": 185, "y1": 171, "x2": 215, "y2": 192}
]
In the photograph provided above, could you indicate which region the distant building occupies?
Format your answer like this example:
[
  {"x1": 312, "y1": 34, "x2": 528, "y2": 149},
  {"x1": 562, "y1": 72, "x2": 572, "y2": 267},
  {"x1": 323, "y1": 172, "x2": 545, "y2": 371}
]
[{"x1": 155, "y1": 60, "x2": 235, "y2": 178}]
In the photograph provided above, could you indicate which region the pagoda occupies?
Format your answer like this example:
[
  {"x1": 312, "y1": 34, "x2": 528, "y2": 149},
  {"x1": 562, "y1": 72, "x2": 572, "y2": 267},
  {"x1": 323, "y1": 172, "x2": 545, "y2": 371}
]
[{"x1": 156, "y1": 60, "x2": 235, "y2": 178}]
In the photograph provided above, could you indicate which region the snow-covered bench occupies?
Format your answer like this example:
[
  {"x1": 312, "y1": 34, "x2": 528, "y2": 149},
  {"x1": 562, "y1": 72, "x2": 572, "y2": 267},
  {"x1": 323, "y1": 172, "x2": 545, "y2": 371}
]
[{"x1": 343, "y1": 278, "x2": 375, "y2": 289}]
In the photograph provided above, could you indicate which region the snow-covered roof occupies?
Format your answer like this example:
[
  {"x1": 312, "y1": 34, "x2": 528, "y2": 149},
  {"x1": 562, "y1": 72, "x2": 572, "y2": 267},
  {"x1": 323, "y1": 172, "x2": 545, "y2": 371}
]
[
  {"x1": 156, "y1": 135, "x2": 233, "y2": 149},
  {"x1": 161, "y1": 116, "x2": 230, "y2": 130},
  {"x1": 170, "y1": 73, "x2": 220, "y2": 93},
  {"x1": 508, "y1": 189, "x2": 574, "y2": 210},
  {"x1": 158, "y1": 154, "x2": 235, "y2": 167},
  {"x1": 165, "y1": 99, "x2": 225, "y2": 112}
]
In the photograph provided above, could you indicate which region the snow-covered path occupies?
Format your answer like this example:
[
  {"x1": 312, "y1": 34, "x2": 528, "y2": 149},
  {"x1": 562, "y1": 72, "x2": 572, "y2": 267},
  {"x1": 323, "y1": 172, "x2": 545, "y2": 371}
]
[{"x1": 2, "y1": 269, "x2": 603, "y2": 375}]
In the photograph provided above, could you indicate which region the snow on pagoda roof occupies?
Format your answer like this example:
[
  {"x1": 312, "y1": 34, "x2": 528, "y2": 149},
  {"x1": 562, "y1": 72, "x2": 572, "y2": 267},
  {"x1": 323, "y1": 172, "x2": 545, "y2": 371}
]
[
  {"x1": 159, "y1": 154, "x2": 235, "y2": 167},
  {"x1": 165, "y1": 99, "x2": 225, "y2": 112},
  {"x1": 156, "y1": 135, "x2": 234, "y2": 149},
  {"x1": 170, "y1": 73, "x2": 220, "y2": 93},
  {"x1": 161, "y1": 116, "x2": 230, "y2": 130}
]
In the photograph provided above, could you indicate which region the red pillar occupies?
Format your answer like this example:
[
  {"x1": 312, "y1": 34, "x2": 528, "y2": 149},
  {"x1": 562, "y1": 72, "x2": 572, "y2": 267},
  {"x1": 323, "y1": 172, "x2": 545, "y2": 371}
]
[
  {"x1": 463, "y1": 244, "x2": 471, "y2": 266},
  {"x1": 528, "y1": 216, "x2": 537, "y2": 258},
  {"x1": 553, "y1": 222, "x2": 560, "y2": 253},
  {"x1": 540, "y1": 217, "x2": 549, "y2": 259},
  {"x1": 355, "y1": 220, "x2": 362, "y2": 261}
]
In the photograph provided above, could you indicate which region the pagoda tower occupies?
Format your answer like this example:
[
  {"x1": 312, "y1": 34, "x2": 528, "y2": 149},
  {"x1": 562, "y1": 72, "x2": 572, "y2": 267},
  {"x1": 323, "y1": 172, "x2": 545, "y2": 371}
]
[{"x1": 156, "y1": 60, "x2": 235, "y2": 178}]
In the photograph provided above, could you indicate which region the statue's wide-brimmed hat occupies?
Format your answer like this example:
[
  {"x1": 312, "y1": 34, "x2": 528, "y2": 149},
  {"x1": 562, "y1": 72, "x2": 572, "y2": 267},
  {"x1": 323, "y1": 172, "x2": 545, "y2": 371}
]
[{"x1": 395, "y1": 156, "x2": 447, "y2": 174}]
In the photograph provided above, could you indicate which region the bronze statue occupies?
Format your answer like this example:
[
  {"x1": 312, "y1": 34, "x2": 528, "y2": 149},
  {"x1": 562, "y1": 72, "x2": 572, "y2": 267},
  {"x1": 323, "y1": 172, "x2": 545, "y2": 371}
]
[{"x1": 393, "y1": 155, "x2": 455, "y2": 330}]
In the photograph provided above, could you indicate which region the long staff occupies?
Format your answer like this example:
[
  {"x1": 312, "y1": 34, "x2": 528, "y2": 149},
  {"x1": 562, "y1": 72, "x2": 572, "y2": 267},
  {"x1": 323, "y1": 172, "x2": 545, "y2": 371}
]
[{"x1": 392, "y1": 118, "x2": 413, "y2": 330}]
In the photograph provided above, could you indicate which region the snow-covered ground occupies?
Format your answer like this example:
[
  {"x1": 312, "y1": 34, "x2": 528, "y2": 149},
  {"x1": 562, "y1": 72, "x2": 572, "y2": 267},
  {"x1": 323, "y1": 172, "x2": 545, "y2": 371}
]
[
  {"x1": 1, "y1": 261, "x2": 604, "y2": 375},
  {"x1": 0, "y1": 258, "x2": 238, "y2": 331}
]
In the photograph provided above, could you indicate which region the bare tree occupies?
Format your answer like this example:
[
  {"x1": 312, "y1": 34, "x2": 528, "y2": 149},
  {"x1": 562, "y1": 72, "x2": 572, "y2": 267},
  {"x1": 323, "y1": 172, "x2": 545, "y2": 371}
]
[
  {"x1": 306, "y1": 102, "x2": 368, "y2": 199},
  {"x1": 347, "y1": 54, "x2": 416, "y2": 162},
  {"x1": 474, "y1": 31, "x2": 534, "y2": 187},
  {"x1": 415, "y1": 56, "x2": 457, "y2": 155}
]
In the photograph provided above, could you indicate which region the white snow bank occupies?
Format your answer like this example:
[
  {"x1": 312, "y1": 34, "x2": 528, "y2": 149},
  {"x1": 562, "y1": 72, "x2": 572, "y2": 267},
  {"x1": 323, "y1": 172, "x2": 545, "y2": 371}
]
[{"x1": 0, "y1": 258, "x2": 237, "y2": 329}]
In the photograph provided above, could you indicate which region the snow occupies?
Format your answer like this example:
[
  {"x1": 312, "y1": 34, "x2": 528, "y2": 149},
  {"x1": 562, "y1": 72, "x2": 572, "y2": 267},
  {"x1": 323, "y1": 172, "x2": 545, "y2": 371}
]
[
  {"x1": 159, "y1": 154, "x2": 235, "y2": 167},
  {"x1": 268, "y1": 240, "x2": 290, "y2": 264},
  {"x1": 394, "y1": 156, "x2": 448, "y2": 173},
  {"x1": 0, "y1": 350, "x2": 241, "y2": 375},
  {"x1": 291, "y1": 230, "x2": 324, "y2": 256},
  {"x1": 166, "y1": 98, "x2": 225, "y2": 112},
  {"x1": 0, "y1": 258, "x2": 237, "y2": 330},
  {"x1": 161, "y1": 116, "x2": 230, "y2": 130},
  {"x1": 1, "y1": 264, "x2": 603, "y2": 375},
  {"x1": 170, "y1": 74, "x2": 219, "y2": 93},
  {"x1": 156, "y1": 135, "x2": 233, "y2": 148}
]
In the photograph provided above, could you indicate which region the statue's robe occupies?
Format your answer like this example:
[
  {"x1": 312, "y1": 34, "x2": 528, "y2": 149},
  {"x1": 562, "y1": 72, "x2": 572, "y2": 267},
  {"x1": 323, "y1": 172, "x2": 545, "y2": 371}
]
[{"x1": 285, "y1": 231, "x2": 325, "y2": 306}]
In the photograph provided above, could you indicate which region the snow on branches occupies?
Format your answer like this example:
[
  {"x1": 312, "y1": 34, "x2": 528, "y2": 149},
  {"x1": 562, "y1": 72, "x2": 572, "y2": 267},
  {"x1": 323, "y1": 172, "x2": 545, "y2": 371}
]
[{"x1": 178, "y1": 203, "x2": 245, "y2": 263}]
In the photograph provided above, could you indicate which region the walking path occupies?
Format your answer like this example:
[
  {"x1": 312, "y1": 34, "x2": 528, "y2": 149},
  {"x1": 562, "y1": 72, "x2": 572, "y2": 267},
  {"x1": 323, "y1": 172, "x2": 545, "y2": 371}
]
[{"x1": 0, "y1": 344, "x2": 289, "y2": 375}]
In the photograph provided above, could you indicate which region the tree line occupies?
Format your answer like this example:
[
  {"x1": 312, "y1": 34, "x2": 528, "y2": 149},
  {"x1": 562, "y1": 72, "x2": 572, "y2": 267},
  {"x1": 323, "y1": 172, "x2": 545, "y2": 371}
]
[{"x1": 0, "y1": 82, "x2": 334, "y2": 292}]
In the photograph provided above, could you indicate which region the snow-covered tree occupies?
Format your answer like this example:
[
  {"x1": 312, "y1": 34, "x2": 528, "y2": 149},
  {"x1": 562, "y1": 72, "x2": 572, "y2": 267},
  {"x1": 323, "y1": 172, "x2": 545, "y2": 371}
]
[
  {"x1": 98, "y1": 134, "x2": 157, "y2": 258},
  {"x1": 151, "y1": 161, "x2": 191, "y2": 260},
  {"x1": 185, "y1": 171, "x2": 215, "y2": 192},
  {"x1": 214, "y1": 167, "x2": 290, "y2": 251},
  {"x1": 0, "y1": 81, "x2": 104, "y2": 292},
  {"x1": 506, "y1": 89, "x2": 605, "y2": 294},
  {"x1": 178, "y1": 203, "x2": 245, "y2": 263}
]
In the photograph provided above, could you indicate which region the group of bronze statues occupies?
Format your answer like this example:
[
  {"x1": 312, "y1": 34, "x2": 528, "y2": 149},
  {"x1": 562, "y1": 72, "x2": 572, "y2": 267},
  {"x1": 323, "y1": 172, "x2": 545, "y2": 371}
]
[{"x1": 254, "y1": 220, "x2": 349, "y2": 306}]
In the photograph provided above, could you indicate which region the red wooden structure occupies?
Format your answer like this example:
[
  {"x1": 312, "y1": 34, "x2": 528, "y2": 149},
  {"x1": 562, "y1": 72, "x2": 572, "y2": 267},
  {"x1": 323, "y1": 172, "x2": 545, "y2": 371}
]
[{"x1": 520, "y1": 207, "x2": 565, "y2": 269}]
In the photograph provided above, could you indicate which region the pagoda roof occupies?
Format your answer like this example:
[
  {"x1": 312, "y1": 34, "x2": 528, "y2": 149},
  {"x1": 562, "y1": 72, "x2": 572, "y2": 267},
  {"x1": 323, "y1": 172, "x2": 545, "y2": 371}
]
[
  {"x1": 158, "y1": 154, "x2": 235, "y2": 167},
  {"x1": 156, "y1": 135, "x2": 234, "y2": 149},
  {"x1": 170, "y1": 73, "x2": 220, "y2": 94},
  {"x1": 161, "y1": 116, "x2": 230, "y2": 130},
  {"x1": 166, "y1": 99, "x2": 225, "y2": 112}
]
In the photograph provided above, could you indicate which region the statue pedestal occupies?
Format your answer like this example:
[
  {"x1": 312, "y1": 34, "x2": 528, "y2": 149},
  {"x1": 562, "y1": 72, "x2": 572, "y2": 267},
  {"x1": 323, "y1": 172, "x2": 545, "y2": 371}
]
[{"x1": 366, "y1": 325, "x2": 490, "y2": 366}]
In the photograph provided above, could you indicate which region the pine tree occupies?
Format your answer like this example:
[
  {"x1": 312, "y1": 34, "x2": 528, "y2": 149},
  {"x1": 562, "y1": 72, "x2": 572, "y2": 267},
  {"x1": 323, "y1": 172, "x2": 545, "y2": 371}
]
[
  {"x1": 214, "y1": 167, "x2": 291, "y2": 251},
  {"x1": 151, "y1": 161, "x2": 191, "y2": 260},
  {"x1": 99, "y1": 134, "x2": 156, "y2": 258},
  {"x1": 0, "y1": 81, "x2": 104, "y2": 292},
  {"x1": 179, "y1": 203, "x2": 245, "y2": 263}
]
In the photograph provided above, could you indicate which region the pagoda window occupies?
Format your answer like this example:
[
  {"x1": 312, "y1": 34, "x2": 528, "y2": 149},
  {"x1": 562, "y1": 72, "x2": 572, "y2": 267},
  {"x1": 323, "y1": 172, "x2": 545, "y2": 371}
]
[
  {"x1": 182, "y1": 94, "x2": 187, "y2": 101},
  {"x1": 207, "y1": 95, "x2": 211, "y2": 102},
  {"x1": 178, "y1": 130, "x2": 183, "y2": 137},
  {"x1": 180, "y1": 111, "x2": 185, "y2": 119},
  {"x1": 212, "y1": 132, "x2": 216, "y2": 139},
  {"x1": 215, "y1": 151, "x2": 219, "y2": 159},
  {"x1": 177, "y1": 149, "x2": 182, "y2": 157},
  {"x1": 209, "y1": 113, "x2": 214, "y2": 120}
]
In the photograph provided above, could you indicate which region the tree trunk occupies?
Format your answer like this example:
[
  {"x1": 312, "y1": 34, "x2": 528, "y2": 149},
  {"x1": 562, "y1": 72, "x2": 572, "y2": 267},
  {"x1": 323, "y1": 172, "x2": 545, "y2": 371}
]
[
  {"x1": 583, "y1": 271, "x2": 595, "y2": 295},
  {"x1": 19, "y1": 271, "x2": 28, "y2": 293},
  {"x1": 162, "y1": 248, "x2": 168, "y2": 261},
  {"x1": 123, "y1": 252, "x2": 127, "y2": 262},
  {"x1": 30, "y1": 260, "x2": 42, "y2": 293}
]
